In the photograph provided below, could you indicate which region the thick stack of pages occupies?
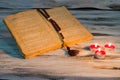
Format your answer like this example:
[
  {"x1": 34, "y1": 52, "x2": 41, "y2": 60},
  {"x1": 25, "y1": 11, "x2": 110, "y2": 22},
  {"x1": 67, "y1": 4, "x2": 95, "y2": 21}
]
[{"x1": 4, "y1": 6, "x2": 93, "y2": 59}]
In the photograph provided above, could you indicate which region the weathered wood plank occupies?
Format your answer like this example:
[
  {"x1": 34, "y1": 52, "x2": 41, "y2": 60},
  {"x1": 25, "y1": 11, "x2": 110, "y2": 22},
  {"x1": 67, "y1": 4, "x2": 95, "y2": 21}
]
[{"x1": 0, "y1": 0, "x2": 120, "y2": 10}]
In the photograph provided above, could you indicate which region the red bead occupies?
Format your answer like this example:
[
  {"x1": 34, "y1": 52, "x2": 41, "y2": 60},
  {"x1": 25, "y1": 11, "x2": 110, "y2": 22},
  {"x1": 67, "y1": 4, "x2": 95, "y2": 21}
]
[
  {"x1": 95, "y1": 50, "x2": 106, "y2": 55},
  {"x1": 104, "y1": 44, "x2": 115, "y2": 49},
  {"x1": 90, "y1": 44, "x2": 100, "y2": 49}
]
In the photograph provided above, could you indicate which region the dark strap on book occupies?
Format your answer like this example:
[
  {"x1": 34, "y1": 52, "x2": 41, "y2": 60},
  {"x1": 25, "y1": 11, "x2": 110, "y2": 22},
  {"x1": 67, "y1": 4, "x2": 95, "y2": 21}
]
[
  {"x1": 37, "y1": 9, "x2": 64, "y2": 40},
  {"x1": 37, "y1": 9, "x2": 79, "y2": 56},
  {"x1": 37, "y1": 9, "x2": 61, "y2": 32}
]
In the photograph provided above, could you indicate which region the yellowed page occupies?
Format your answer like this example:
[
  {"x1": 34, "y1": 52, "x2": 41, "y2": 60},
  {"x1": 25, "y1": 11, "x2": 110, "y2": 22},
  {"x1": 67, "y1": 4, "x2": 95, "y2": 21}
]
[
  {"x1": 47, "y1": 6, "x2": 93, "y2": 46},
  {"x1": 4, "y1": 9, "x2": 62, "y2": 58}
]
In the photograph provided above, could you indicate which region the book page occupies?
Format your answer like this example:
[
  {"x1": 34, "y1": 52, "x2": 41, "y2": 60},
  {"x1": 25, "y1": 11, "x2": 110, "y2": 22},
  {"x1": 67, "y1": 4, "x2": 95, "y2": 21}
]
[
  {"x1": 4, "y1": 9, "x2": 62, "y2": 58},
  {"x1": 47, "y1": 6, "x2": 93, "y2": 46}
]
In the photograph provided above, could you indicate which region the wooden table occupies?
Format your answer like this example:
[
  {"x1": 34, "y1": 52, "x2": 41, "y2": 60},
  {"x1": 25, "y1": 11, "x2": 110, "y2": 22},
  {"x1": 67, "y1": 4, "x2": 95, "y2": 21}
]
[{"x1": 0, "y1": 0, "x2": 120, "y2": 80}]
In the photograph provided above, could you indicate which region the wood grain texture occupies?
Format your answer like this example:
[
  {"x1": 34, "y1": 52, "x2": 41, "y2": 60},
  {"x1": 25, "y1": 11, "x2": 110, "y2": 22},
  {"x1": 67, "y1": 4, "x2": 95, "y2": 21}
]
[{"x1": 0, "y1": 0, "x2": 120, "y2": 80}]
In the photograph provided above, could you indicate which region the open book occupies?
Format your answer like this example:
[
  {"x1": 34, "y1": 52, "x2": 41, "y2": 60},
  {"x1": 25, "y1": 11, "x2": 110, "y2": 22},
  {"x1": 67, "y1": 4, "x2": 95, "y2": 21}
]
[{"x1": 4, "y1": 6, "x2": 93, "y2": 59}]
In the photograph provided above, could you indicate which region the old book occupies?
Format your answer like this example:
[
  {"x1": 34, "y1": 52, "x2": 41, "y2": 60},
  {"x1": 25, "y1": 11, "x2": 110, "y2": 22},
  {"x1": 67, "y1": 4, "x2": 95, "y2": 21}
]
[{"x1": 3, "y1": 6, "x2": 93, "y2": 59}]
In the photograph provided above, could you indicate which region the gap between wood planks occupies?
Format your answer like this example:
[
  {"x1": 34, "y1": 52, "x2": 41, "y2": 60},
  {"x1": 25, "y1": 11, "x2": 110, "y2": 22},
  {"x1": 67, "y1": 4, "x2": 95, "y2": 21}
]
[{"x1": 94, "y1": 66, "x2": 120, "y2": 70}]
